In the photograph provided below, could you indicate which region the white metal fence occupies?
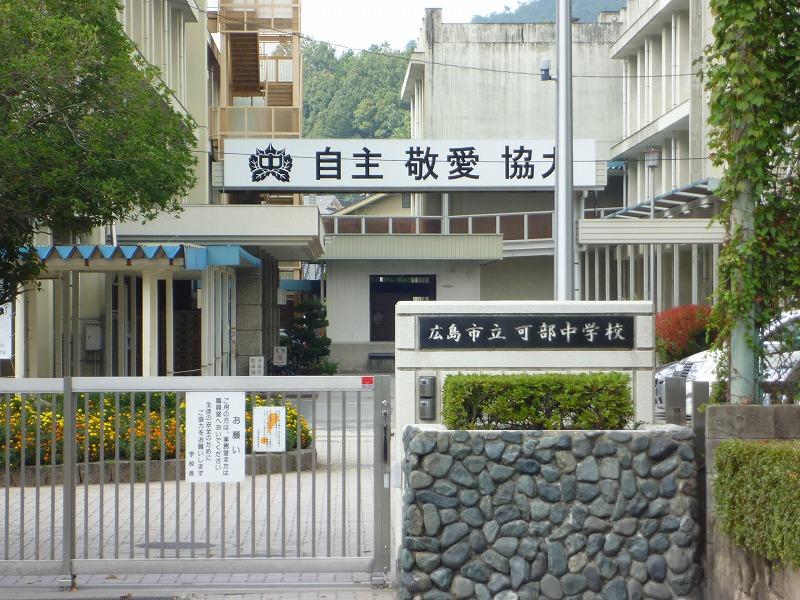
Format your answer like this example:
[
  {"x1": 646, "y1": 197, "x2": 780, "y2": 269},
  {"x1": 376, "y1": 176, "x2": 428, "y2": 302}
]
[{"x1": 0, "y1": 376, "x2": 392, "y2": 586}]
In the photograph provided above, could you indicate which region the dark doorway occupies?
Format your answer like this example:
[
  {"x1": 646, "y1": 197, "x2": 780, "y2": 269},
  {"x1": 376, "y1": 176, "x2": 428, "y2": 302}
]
[
  {"x1": 172, "y1": 280, "x2": 201, "y2": 375},
  {"x1": 369, "y1": 275, "x2": 436, "y2": 342}
]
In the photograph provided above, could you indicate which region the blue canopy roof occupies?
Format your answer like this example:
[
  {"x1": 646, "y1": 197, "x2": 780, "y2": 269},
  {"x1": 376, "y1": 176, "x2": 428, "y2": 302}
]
[{"x1": 32, "y1": 244, "x2": 261, "y2": 271}]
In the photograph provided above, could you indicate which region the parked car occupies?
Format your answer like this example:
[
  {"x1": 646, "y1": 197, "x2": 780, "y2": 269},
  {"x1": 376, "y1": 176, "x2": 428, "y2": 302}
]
[{"x1": 655, "y1": 311, "x2": 800, "y2": 416}]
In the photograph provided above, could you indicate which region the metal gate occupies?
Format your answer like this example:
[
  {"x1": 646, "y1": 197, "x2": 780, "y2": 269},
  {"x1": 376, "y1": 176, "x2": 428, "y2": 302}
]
[{"x1": 0, "y1": 376, "x2": 392, "y2": 585}]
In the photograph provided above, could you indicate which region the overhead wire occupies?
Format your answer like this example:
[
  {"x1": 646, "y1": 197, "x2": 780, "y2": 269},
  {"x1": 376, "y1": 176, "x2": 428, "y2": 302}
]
[
  {"x1": 192, "y1": 1, "x2": 703, "y2": 80},
  {"x1": 187, "y1": 1, "x2": 712, "y2": 167},
  {"x1": 191, "y1": 147, "x2": 713, "y2": 165}
]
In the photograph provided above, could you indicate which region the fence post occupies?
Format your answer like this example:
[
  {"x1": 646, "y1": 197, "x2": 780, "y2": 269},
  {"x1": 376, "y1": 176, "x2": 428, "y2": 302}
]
[
  {"x1": 693, "y1": 380, "x2": 709, "y2": 553},
  {"x1": 665, "y1": 376, "x2": 687, "y2": 425},
  {"x1": 61, "y1": 377, "x2": 76, "y2": 589},
  {"x1": 372, "y1": 375, "x2": 392, "y2": 585}
]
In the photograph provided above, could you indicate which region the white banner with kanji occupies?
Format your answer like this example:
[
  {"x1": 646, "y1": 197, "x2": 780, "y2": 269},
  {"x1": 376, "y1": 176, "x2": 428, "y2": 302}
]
[{"x1": 223, "y1": 138, "x2": 597, "y2": 191}]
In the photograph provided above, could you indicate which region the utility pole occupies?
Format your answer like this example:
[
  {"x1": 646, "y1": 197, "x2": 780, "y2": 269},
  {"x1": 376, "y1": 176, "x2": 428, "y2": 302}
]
[
  {"x1": 554, "y1": 0, "x2": 574, "y2": 301},
  {"x1": 729, "y1": 182, "x2": 756, "y2": 404}
]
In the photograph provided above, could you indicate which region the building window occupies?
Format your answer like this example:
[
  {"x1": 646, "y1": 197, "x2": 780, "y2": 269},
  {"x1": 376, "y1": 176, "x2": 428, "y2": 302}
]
[
  {"x1": 369, "y1": 275, "x2": 435, "y2": 342},
  {"x1": 402, "y1": 193, "x2": 411, "y2": 209}
]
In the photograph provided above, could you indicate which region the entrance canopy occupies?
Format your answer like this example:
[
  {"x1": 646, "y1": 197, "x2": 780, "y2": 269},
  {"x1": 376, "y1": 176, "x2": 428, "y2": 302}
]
[
  {"x1": 604, "y1": 178, "x2": 720, "y2": 220},
  {"x1": 32, "y1": 244, "x2": 261, "y2": 274},
  {"x1": 222, "y1": 138, "x2": 599, "y2": 192}
]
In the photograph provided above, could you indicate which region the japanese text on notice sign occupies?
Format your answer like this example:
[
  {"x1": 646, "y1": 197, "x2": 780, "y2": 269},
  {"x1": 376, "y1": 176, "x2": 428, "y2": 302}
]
[
  {"x1": 185, "y1": 392, "x2": 246, "y2": 482},
  {"x1": 253, "y1": 406, "x2": 286, "y2": 453}
]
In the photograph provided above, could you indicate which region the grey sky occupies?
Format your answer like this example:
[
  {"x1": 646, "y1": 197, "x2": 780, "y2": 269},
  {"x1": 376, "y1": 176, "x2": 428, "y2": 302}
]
[{"x1": 302, "y1": 1, "x2": 519, "y2": 52}]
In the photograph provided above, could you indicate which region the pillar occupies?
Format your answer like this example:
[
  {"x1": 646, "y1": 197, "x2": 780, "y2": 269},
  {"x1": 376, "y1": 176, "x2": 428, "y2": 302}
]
[
  {"x1": 71, "y1": 272, "x2": 80, "y2": 376},
  {"x1": 13, "y1": 287, "x2": 26, "y2": 378},
  {"x1": 200, "y1": 268, "x2": 213, "y2": 376},
  {"x1": 104, "y1": 273, "x2": 114, "y2": 375},
  {"x1": 53, "y1": 275, "x2": 63, "y2": 377},
  {"x1": 117, "y1": 274, "x2": 127, "y2": 376},
  {"x1": 129, "y1": 276, "x2": 138, "y2": 376},
  {"x1": 165, "y1": 272, "x2": 174, "y2": 376},
  {"x1": 141, "y1": 271, "x2": 159, "y2": 376}
]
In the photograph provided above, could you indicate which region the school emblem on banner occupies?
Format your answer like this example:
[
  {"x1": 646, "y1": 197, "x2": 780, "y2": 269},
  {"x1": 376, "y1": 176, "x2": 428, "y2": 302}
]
[{"x1": 249, "y1": 143, "x2": 293, "y2": 183}]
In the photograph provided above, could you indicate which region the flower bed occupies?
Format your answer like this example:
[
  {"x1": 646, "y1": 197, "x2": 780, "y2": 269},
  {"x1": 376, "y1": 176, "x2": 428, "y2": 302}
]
[{"x1": 0, "y1": 393, "x2": 312, "y2": 469}]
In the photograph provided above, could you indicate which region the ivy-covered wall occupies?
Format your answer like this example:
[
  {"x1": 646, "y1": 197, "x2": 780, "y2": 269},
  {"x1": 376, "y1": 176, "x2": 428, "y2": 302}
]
[{"x1": 400, "y1": 426, "x2": 701, "y2": 600}]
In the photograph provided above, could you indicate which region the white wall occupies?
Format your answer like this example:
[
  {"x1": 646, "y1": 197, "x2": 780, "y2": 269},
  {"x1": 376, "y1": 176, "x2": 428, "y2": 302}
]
[
  {"x1": 414, "y1": 10, "x2": 623, "y2": 163},
  {"x1": 325, "y1": 260, "x2": 482, "y2": 344},
  {"x1": 481, "y1": 256, "x2": 553, "y2": 300}
]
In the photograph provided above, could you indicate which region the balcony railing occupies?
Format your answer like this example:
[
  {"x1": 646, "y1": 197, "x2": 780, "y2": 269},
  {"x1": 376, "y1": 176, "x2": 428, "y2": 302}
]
[
  {"x1": 582, "y1": 206, "x2": 626, "y2": 219},
  {"x1": 323, "y1": 216, "x2": 443, "y2": 235},
  {"x1": 323, "y1": 212, "x2": 551, "y2": 241},
  {"x1": 217, "y1": 0, "x2": 300, "y2": 33},
  {"x1": 322, "y1": 208, "x2": 624, "y2": 241},
  {"x1": 209, "y1": 106, "x2": 300, "y2": 139}
]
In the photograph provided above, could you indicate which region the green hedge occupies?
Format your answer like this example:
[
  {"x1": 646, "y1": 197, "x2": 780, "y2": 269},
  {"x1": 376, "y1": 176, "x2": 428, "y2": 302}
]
[
  {"x1": 441, "y1": 373, "x2": 633, "y2": 430},
  {"x1": 715, "y1": 440, "x2": 800, "y2": 567}
]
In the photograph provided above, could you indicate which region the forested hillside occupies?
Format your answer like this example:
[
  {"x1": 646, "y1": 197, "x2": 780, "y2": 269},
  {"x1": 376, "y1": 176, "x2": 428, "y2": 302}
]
[
  {"x1": 473, "y1": 0, "x2": 626, "y2": 24},
  {"x1": 302, "y1": 40, "x2": 411, "y2": 139}
]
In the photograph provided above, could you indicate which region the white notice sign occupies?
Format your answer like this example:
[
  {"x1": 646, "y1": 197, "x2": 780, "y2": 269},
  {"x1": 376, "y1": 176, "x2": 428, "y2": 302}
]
[
  {"x1": 249, "y1": 356, "x2": 265, "y2": 376},
  {"x1": 253, "y1": 406, "x2": 286, "y2": 453},
  {"x1": 185, "y1": 392, "x2": 246, "y2": 482},
  {"x1": 0, "y1": 304, "x2": 11, "y2": 360},
  {"x1": 273, "y1": 346, "x2": 288, "y2": 367}
]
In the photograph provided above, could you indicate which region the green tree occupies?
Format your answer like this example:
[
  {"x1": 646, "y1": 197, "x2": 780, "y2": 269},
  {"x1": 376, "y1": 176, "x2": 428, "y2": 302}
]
[
  {"x1": 0, "y1": 0, "x2": 197, "y2": 305},
  {"x1": 303, "y1": 40, "x2": 411, "y2": 139},
  {"x1": 281, "y1": 300, "x2": 332, "y2": 374}
]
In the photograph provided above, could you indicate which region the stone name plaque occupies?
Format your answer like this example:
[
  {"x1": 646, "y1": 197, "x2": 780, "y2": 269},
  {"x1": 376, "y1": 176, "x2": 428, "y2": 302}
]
[{"x1": 418, "y1": 315, "x2": 635, "y2": 350}]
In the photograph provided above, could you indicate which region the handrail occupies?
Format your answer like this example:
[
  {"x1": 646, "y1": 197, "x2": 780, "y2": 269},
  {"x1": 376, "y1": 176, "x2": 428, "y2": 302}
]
[{"x1": 0, "y1": 375, "x2": 377, "y2": 394}]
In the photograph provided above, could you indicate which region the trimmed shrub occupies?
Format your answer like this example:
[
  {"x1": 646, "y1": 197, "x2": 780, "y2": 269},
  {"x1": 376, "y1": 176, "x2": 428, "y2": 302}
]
[
  {"x1": 441, "y1": 372, "x2": 633, "y2": 430},
  {"x1": 715, "y1": 440, "x2": 800, "y2": 567},
  {"x1": 655, "y1": 304, "x2": 714, "y2": 363}
]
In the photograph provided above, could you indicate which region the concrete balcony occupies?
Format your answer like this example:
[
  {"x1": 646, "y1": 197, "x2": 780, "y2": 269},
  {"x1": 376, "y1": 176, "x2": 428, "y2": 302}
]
[
  {"x1": 117, "y1": 204, "x2": 323, "y2": 260},
  {"x1": 612, "y1": 100, "x2": 689, "y2": 159},
  {"x1": 611, "y1": 0, "x2": 689, "y2": 58}
]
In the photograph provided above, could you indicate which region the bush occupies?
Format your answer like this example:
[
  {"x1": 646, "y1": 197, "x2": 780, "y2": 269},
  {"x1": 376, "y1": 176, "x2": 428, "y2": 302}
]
[
  {"x1": 441, "y1": 373, "x2": 633, "y2": 430},
  {"x1": 282, "y1": 299, "x2": 332, "y2": 374},
  {"x1": 0, "y1": 393, "x2": 312, "y2": 469},
  {"x1": 318, "y1": 358, "x2": 340, "y2": 375},
  {"x1": 714, "y1": 440, "x2": 800, "y2": 567},
  {"x1": 655, "y1": 304, "x2": 714, "y2": 363}
]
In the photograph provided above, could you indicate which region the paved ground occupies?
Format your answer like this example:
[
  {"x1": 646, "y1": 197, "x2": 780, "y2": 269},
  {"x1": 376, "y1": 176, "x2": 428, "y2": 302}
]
[
  {"x1": 0, "y1": 392, "x2": 395, "y2": 599},
  {"x1": 1, "y1": 573, "x2": 398, "y2": 600}
]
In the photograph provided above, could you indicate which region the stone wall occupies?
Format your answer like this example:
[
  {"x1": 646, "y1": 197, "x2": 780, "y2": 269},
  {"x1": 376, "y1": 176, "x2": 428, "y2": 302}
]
[
  {"x1": 705, "y1": 405, "x2": 800, "y2": 600},
  {"x1": 401, "y1": 426, "x2": 701, "y2": 600}
]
